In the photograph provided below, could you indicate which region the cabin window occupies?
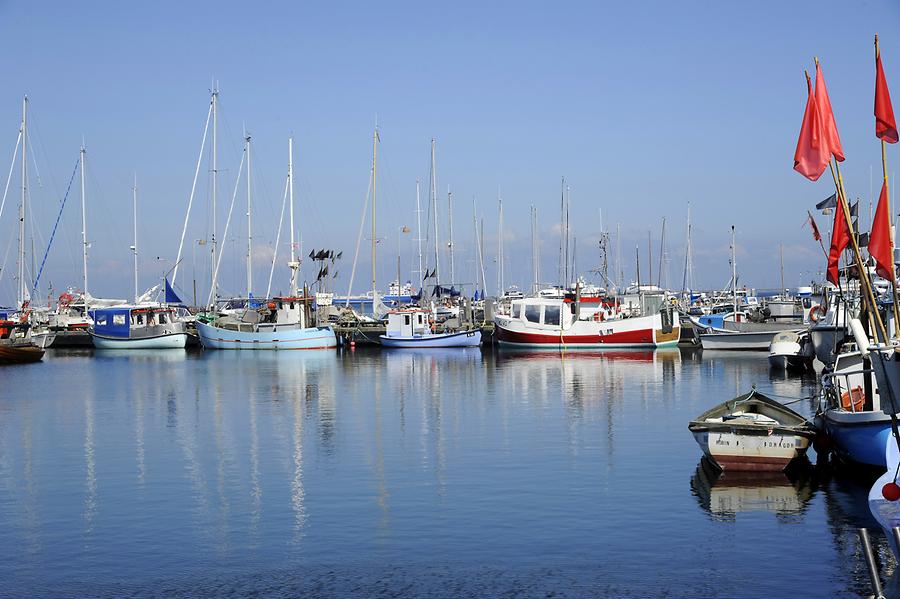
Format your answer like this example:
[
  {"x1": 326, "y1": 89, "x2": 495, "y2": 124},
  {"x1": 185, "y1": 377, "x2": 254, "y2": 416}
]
[
  {"x1": 290, "y1": 302, "x2": 295, "y2": 310},
  {"x1": 135, "y1": 313, "x2": 144, "y2": 325},
  {"x1": 404, "y1": 315, "x2": 410, "y2": 326},
  {"x1": 544, "y1": 305, "x2": 560, "y2": 326},
  {"x1": 113, "y1": 314, "x2": 126, "y2": 326},
  {"x1": 158, "y1": 313, "x2": 167, "y2": 324},
  {"x1": 278, "y1": 302, "x2": 283, "y2": 310},
  {"x1": 525, "y1": 304, "x2": 541, "y2": 323},
  {"x1": 512, "y1": 304, "x2": 521, "y2": 319},
  {"x1": 95, "y1": 315, "x2": 107, "y2": 326}
]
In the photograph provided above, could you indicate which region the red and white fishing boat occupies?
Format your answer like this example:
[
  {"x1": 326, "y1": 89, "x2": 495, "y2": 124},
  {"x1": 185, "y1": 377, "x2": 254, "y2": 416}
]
[{"x1": 494, "y1": 296, "x2": 679, "y2": 349}]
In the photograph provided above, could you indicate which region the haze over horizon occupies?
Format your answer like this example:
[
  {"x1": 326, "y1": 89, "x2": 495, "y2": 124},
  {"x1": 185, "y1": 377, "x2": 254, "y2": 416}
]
[{"x1": 1, "y1": 1, "x2": 898, "y2": 304}]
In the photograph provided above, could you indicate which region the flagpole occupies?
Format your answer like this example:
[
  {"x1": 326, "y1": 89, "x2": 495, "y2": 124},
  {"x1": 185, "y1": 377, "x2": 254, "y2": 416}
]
[
  {"x1": 876, "y1": 34, "x2": 900, "y2": 337},
  {"x1": 831, "y1": 158, "x2": 889, "y2": 343}
]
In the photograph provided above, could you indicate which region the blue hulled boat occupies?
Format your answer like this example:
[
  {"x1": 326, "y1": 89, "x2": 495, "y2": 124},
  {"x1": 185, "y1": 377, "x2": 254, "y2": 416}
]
[{"x1": 820, "y1": 349, "x2": 892, "y2": 469}]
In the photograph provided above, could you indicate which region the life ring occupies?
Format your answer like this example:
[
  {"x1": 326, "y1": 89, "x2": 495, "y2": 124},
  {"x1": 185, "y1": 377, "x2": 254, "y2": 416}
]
[
  {"x1": 840, "y1": 386, "x2": 865, "y2": 412},
  {"x1": 808, "y1": 304, "x2": 824, "y2": 323}
]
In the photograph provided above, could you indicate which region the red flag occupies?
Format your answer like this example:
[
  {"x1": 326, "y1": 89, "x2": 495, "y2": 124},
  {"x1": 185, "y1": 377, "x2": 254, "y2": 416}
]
[
  {"x1": 807, "y1": 210, "x2": 821, "y2": 242},
  {"x1": 869, "y1": 181, "x2": 895, "y2": 281},
  {"x1": 794, "y1": 72, "x2": 830, "y2": 181},
  {"x1": 827, "y1": 200, "x2": 851, "y2": 285},
  {"x1": 876, "y1": 51, "x2": 899, "y2": 144},
  {"x1": 814, "y1": 61, "x2": 845, "y2": 162}
]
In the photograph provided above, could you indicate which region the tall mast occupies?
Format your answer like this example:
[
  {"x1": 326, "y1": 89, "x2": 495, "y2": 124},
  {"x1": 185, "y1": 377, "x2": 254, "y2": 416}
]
[
  {"x1": 779, "y1": 244, "x2": 785, "y2": 294},
  {"x1": 616, "y1": 222, "x2": 621, "y2": 292},
  {"x1": 210, "y1": 86, "x2": 219, "y2": 304},
  {"x1": 731, "y1": 225, "x2": 737, "y2": 316},
  {"x1": 647, "y1": 230, "x2": 653, "y2": 288},
  {"x1": 17, "y1": 96, "x2": 26, "y2": 308},
  {"x1": 288, "y1": 137, "x2": 298, "y2": 297},
  {"x1": 448, "y1": 186, "x2": 455, "y2": 286},
  {"x1": 80, "y1": 144, "x2": 89, "y2": 311},
  {"x1": 430, "y1": 139, "x2": 440, "y2": 286},
  {"x1": 371, "y1": 126, "x2": 378, "y2": 297},
  {"x1": 682, "y1": 203, "x2": 693, "y2": 294},
  {"x1": 246, "y1": 132, "x2": 252, "y2": 299},
  {"x1": 558, "y1": 177, "x2": 564, "y2": 288},
  {"x1": 132, "y1": 174, "x2": 138, "y2": 303},
  {"x1": 565, "y1": 182, "x2": 571, "y2": 286},
  {"x1": 415, "y1": 179, "x2": 423, "y2": 286},
  {"x1": 658, "y1": 217, "x2": 667, "y2": 288},
  {"x1": 497, "y1": 189, "x2": 504, "y2": 295},
  {"x1": 531, "y1": 205, "x2": 539, "y2": 294}
]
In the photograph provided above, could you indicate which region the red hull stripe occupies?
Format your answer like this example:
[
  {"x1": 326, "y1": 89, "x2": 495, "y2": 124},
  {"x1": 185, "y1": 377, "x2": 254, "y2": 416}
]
[{"x1": 497, "y1": 326, "x2": 653, "y2": 345}]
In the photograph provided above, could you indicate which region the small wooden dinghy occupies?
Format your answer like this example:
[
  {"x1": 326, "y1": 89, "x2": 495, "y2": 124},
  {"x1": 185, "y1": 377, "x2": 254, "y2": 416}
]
[{"x1": 688, "y1": 389, "x2": 815, "y2": 472}]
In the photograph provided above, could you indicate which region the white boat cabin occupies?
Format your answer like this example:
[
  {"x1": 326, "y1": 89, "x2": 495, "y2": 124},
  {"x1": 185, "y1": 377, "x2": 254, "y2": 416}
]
[
  {"x1": 385, "y1": 309, "x2": 430, "y2": 338},
  {"x1": 508, "y1": 298, "x2": 585, "y2": 329}
]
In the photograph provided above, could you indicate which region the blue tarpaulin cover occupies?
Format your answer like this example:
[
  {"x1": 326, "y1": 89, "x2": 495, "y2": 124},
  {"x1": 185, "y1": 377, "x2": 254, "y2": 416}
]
[{"x1": 90, "y1": 308, "x2": 131, "y2": 338}]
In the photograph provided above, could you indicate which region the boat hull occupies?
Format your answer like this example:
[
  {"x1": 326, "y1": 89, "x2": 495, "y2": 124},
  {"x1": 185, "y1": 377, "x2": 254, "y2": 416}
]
[
  {"x1": 91, "y1": 333, "x2": 188, "y2": 349},
  {"x1": 0, "y1": 343, "x2": 44, "y2": 363},
  {"x1": 700, "y1": 330, "x2": 790, "y2": 351},
  {"x1": 196, "y1": 321, "x2": 337, "y2": 350},
  {"x1": 380, "y1": 330, "x2": 482, "y2": 348},
  {"x1": 495, "y1": 312, "x2": 679, "y2": 349},
  {"x1": 690, "y1": 429, "x2": 809, "y2": 472},
  {"x1": 823, "y1": 409, "x2": 892, "y2": 469},
  {"x1": 688, "y1": 391, "x2": 815, "y2": 472}
]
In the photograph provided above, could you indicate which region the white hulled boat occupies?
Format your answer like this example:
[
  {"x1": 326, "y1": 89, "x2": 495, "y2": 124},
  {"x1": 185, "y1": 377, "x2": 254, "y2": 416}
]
[{"x1": 90, "y1": 305, "x2": 188, "y2": 349}]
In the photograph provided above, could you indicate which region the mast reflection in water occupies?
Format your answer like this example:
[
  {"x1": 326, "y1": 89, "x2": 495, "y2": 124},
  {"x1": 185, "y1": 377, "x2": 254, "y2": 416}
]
[{"x1": 0, "y1": 346, "x2": 886, "y2": 596}]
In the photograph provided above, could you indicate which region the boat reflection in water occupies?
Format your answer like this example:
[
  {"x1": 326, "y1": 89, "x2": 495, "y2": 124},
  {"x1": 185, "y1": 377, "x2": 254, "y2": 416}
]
[{"x1": 690, "y1": 457, "x2": 816, "y2": 522}]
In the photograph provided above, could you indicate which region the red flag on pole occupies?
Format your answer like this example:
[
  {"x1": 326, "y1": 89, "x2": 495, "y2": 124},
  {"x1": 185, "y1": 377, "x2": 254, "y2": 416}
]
[
  {"x1": 869, "y1": 181, "x2": 895, "y2": 281},
  {"x1": 794, "y1": 72, "x2": 830, "y2": 181},
  {"x1": 815, "y1": 61, "x2": 845, "y2": 162},
  {"x1": 827, "y1": 201, "x2": 851, "y2": 285},
  {"x1": 876, "y1": 51, "x2": 899, "y2": 144}
]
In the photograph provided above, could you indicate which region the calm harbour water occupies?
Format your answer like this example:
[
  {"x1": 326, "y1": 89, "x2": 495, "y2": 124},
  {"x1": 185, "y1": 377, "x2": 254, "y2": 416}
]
[{"x1": 0, "y1": 346, "x2": 893, "y2": 597}]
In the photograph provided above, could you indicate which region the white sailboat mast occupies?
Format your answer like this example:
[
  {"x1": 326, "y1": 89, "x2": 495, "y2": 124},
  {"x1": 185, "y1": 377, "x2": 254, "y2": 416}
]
[
  {"x1": 497, "y1": 189, "x2": 504, "y2": 296},
  {"x1": 531, "y1": 205, "x2": 538, "y2": 294},
  {"x1": 430, "y1": 139, "x2": 440, "y2": 286},
  {"x1": 246, "y1": 132, "x2": 252, "y2": 299},
  {"x1": 288, "y1": 137, "x2": 298, "y2": 297},
  {"x1": 448, "y1": 186, "x2": 455, "y2": 287},
  {"x1": 132, "y1": 174, "x2": 138, "y2": 303},
  {"x1": 17, "y1": 96, "x2": 26, "y2": 308},
  {"x1": 211, "y1": 86, "x2": 219, "y2": 304},
  {"x1": 415, "y1": 179, "x2": 423, "y2": 285},
  {"x1": 80, "y1": 144, "x2": 89, "y2": 311},
  {"x1": 731, "y1": 225, "x2": 737, "y2": 316},
  {"x1": 371, "y1": 126, "x2": 378, "y2": 297}
]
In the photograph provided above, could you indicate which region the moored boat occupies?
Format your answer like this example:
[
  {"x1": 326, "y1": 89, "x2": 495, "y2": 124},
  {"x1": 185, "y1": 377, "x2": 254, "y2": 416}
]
[
  {"x1": 819, "y1": 348, "x2": 892, "y2": 469},
  {"x1": 768, "y1": 330, "x2": 815, "y2": 370},
  {"x1": 379, "y1": 308, "x2": 481, "y2": 348},
  {"x1": 494, "y1": 296, "x2": 678, "y2": 349},
  {"x1": 0, "y1": 320, "x2": 45, "y2": 363},
  {"x1": 89, "y1": 305, "x2": 188, "y2": 349},
  {"x1": 197, "y1": 296, "x2": 337, "y2": 350},
  {"x1": 688, "y1": 389, "x2": 816, "y2": 472}
]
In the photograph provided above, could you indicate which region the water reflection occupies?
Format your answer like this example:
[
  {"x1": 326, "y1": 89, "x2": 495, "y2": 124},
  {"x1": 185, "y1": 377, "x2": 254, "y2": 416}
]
[{"x1": 690, "y1": 458, "x2": 816, "y2": 522}]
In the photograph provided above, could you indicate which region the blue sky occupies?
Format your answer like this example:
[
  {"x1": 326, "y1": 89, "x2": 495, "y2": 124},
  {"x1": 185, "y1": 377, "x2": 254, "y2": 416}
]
[{"x1": 0, "y1": 1, "x2": 898, "y2": 302}]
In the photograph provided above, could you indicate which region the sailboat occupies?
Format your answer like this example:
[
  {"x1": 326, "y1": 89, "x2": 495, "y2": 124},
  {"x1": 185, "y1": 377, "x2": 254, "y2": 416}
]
[
  {"x1": 196, "y1": 137, "x2": 337, "y2": 350},
  {"x1": 698, "y1": 227, "x2": 802, "y2": 350},
  {"x1": 90, "y1": 182, "x2": 190, "y2": 350}
]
